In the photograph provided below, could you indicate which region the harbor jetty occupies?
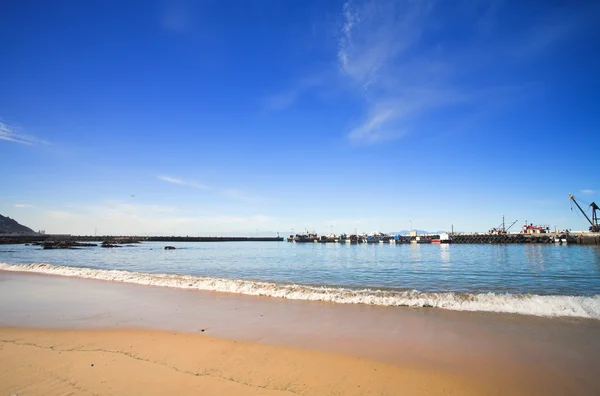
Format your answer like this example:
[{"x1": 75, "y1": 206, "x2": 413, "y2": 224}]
[
  {"x1": 0, "y1": 235, "x2": 284, "y2": 245},
  {"x1": 286, "y1": 232, "x2": 600, "y2": 245}
]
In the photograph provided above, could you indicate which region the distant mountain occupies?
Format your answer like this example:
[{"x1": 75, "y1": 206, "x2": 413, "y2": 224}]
[
  {"x1": 0, "y1": 214, "x2": 37, "y2": 235},
  {"x1": 389, "y1": 230, "x2": 447, "y2": 235}
]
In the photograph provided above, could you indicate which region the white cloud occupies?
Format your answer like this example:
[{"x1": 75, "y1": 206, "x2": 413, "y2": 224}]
[
  {"x1": 157, "y1": 175, "x2": 210, "y2": 190},
  {"x1": 33, "y1": 201, "x2": 275, "y2": 236},
  {"x1": 0, "y1": 121, "x2": 48, "y2": 145},
  {"x1": 157, "y1": 175, "x2": 263, "y2": 202},
  {"x1": 47, "y1": 210, "x2": 76, "y2": 220},
  {"x1": 98, "y1": 202, "x2": 177, "y2": 215},
  {"x1": 338, "y1": 0, "x2": 430, "y2": 89},
  {"x1": 264, "y1": 89, "x2": 300, "y2": 111},
  {"x1": 13, "y1": 204, "x2": 34, "y2": 208},
  {"x1": 336, "y1": 0, "x2": 592, "y2": 145},
  {"x1": 580, "y1": 189, "x2": 596, "y2": 195},
  {"x1": 263, "y1": 74, "x2": 326, "y2": 111},
  {"x1": 222, "y1": 189, "x2": 262, "y2": 202},
  {"x1": 338, "y1": 0, "x2": 459, "y2": 144},
  {"x1": 347, "y1": 89, "x2": 468, "y2": 144},
  {"x1": 348, "y1": 107, "x2": 402, "y2": 144}
]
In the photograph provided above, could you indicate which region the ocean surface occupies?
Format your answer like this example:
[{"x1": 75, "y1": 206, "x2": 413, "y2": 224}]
[{"x1": 1, "y1": 241, "x2": 600, "y2": 319}]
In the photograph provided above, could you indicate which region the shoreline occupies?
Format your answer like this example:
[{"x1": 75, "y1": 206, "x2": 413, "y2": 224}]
[
  {"x1": 1, "y1": 271, "x2": 600, "y2": 395},
  {"x1": 2, "y1": 262, "x2": 599, "y2": 320}
]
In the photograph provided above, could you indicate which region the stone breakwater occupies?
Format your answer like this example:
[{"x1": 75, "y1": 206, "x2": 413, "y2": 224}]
[
  {"x1": 450, "y1": 233, "x2": 599, "y2": 245},
  {"x1": 0, "y1": 235, "x2": 284, "y2": 245}
]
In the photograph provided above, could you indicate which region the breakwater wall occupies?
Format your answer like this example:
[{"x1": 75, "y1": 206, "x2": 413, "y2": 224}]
[
  {"x1": 450, "y1": 233, "x2": 599, "y2": 245},
  {"x1": 144, "y1": 236, "x2": 284, "y2": 242},
  {"x1": 0, "y1": 235, "x2": 284, "y2": 244},
  {"x1": 451, "y1": 234, "x2": 533, "y2": 244},
  {"x1": 2, "y1": 234, "x2": 598, "y2": 245}
]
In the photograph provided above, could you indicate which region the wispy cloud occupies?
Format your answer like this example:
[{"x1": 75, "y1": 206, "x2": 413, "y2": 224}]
[
  {"x1": 47, "y1": 210, "x2": 76, "y2": 220},
  {"x1": 347, "y1": 89, "x2": 468, "y2": 144},
  {"x1": 13, "y1": 204, "x2": 34, "y2": 208},
  {"x1": 157, "y1": 175, "x2": 210, "y2": 190},
  {"x1": 222, "y1": 189, "x2": 262, "y2": 203},
  {"x1": 101, "y1": 202, "x2": 177, "y2": 215},
  {"x1": 263, "y1": 74, "x2": 325, "y2": 111},
  {"x1": 580, "y1": 189, "x2": 596, "y2": 195},
  {"x1": 336, "y1": 0, "x2": 592, "y2": 145},
  {"x1": 36, "y1": 201, "x2": 275, "y2": 235},
  {"x1": 338, "y1": 0, "x2": 460, "y2": 144},
  {"x1": 0, "y1": 121, "x2": 48, "y2": 145},
  {"x1": 348, "y1": 107, "x2": 404, "y2": 144},
  {"x1": 338, "y1": 0, "x2": 430, "y2": 90},
  {"x1": 157, "y1": 175, "x2": 262, "y2": 202}
]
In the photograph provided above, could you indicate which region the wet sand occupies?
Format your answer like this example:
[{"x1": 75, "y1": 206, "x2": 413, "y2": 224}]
[{"x1": 1, "y1": 271, "x2": 600, "y2": 395}]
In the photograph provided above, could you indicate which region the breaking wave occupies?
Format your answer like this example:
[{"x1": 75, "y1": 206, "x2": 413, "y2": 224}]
[{"x1": 1, "y1": 262, "x2": 599, "y2": 320}]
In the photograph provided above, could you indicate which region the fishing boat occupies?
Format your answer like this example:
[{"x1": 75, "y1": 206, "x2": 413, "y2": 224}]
[
  {"x1": 366, "y1": 234, "x2": 380, "y2": 243},
  {"x1": 289, "y1": 233, "x2": 318, "y2": 243},
  {"x1": 415, "y1": 236, "x2": 432, "y2": 244},
  {"x1": 394, "y1": 235, "x2": 410, "y2": 244},
  {"x1": 347, "y1": 234, "x2": 360, "y2": 244},
  {"x1": 432, "y1": 233, "x2": 452, "y2": 244}
]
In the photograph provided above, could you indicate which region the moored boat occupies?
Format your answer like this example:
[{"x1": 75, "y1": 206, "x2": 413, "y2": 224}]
[
  {"x1": 432, "y1": 233, "x2": 452, "y2": 244},
  {"x1": 415, "y1": 236, "x2": 432, "y2": 244},
  {"x1": 289, "y1": 233, "x2": 318, "y2": 243}
]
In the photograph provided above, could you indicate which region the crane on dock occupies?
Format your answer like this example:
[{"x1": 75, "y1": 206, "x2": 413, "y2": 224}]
[
  {"x1": 490, "y1": 216, "x2": 518, "y2": 234},
  {"x1": 569, "y1": 194, "x2": 600, "y2": 232},
  {"x1": 505, "y1": 219, "x2": 519, "y2": 233}
]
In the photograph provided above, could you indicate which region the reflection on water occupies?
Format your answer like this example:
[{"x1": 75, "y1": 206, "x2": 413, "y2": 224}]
[
  {"x1": 409, "y1": 244, "x2": 422, "y2": 270},
  {"x1": 490, "y1": 245, "x2": 509, "y2": 268},
  {"x1": 524, "y1": 245, "x2": 546, "y2": 271},
  {"x1": 440, "y1": 244, "x2": 450, "y2": 267},
  {"x1": 409, "y1": 244, "x2": 421, "y2": 259},
  {"x1": 592, "y1": 247, "x2": 600, "y2": 271},
  {"x1": 1, "y1": 242, "x2": 600, "y2": 296}
]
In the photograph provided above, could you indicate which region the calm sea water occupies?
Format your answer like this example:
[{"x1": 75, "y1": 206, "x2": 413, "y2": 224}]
[{"x1": 1, "y1": 241, "x2": 599, "y2": 296}]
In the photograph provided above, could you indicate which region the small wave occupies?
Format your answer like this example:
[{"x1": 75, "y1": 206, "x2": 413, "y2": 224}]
[{"x1": 1, "y1": 262, "x2": 599, "y2": 320}]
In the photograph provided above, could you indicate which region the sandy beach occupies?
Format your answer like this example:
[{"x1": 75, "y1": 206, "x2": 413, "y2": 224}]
[
  {"x1": 1, "y1": 327, "x2": 499, "y2": 396},
  {"x1": 1, "y1": 271, "x2": 600, "y2": 395}
]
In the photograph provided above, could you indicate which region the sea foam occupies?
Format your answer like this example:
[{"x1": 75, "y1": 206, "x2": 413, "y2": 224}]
[{"x1": 1, "y1": 262, "x2": 599, "y2": 320}]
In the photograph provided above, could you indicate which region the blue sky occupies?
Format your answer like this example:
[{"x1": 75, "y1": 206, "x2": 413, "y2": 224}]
[{"x1": 1, "y1": 0, "x2": 599, "y2": 235}]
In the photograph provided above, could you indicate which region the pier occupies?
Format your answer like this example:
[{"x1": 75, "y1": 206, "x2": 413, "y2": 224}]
[
  {"x1": 286, "y1": 233, "x2": 600, "y2": 245},
  {"x1": 438, "y1": 233, "x2": 599, "y2": 245}
]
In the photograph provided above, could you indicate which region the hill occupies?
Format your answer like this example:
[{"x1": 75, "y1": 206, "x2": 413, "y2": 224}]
[{"x1": 0, "y1": 214, "x2": 37, "y2": 235}]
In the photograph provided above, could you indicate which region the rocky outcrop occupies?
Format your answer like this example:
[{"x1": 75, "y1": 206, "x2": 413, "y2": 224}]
[
  {"x1": 42, "y1": 241, "x2": 98, "y2": 249},
  {"x1": 100, "y1": 237, "x2": 141, "y2": 246},
  {"x1": 101, "y1": 241, "x2": 121, "y2": 248}
]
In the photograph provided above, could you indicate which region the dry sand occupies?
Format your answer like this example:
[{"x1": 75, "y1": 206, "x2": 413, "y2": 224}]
[
  {"x1": 1, "y1": 327, "x2": 492, "y2": 396},
  {"x1": 1, "y1": 326, "x2": 596, "y2": 396}
]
